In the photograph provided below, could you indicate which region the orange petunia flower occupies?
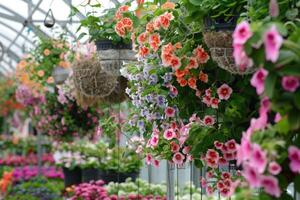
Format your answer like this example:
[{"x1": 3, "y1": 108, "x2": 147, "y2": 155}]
[
  {"x1": 177, "y1": 77, "x2": 187, "y2": 87},
  {"x1": 43, "y1": 49, "x2": 51, "y2": 56},
  {"x1": 199, "y1": 71, "x2": 208, "y2": 83},
  {"x1": 188, "y1": 77, "x2": 197, "y2": 89},
  {"x1": 161, "y1": 2, "x2": 176, "y2": 10}
]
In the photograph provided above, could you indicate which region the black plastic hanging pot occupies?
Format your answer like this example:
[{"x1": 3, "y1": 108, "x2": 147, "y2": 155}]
[
  {"x1": 95, "y1": 40, "x2": 132, "y2": 51},
  {"x1": 82, "y1": 168, "x2": 100, "y2": 183},
  {"x1": 44, "y1": 9, "x2": 55, "y2": 28},
  {"x1": 63, "y1": 167, "x2": 82, "y2": 187},
  {"x1": 98, "y1": 170, "x2": 139, "y2": 184}
]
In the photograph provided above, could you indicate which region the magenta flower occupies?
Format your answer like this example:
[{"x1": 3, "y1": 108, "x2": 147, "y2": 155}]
[
  {"x1": 217, "y1": 84, "x2": 233, "y2": 100},
  {"x1": 203, "y1": 115, "x2": 215, "y2": 126},
  {"x1": 233, "y1": 21, "x2": 252, "y2": 45},
  {"x1": 281, "y1": 76, "x2": 300, "y2": 92},
  {"x1": 268, "y1": 161, "x2": 282, "y2": 175},
  {"x1": 250, "y1": 68, "x2": 268, "y2": 95},
  {"x1": 153, "y1": 159, "x2": 160, "y2": 168},
  {"x1": 163, "y1": 128, "x2": 176, "y2": 140},
  {"x1": 233, "y1": 44, "x2": 253, "y2": 72},
  {"x1": 243, "y1": 165, "x2": 261, "y2": 188},
  {"x1": 164, "y1": 106, "x2": 176, "y2": 117},
  {"x1": 249, "y1": 144, "x2": 267, "y2": 174},
  {"x1": 172, "y1": 152, "x2": 185, "y2": 165},
  {"x1": 288, "y1": 146, "x2": 300, "y2": 173},
  {"x1": 150, "y1": 135, "x2": 159, "y2": 147},
  {"x1": 146, "y1": 153, "x2": 152, "y2": 165},
  {"x1": 264, "y1": 25, "x2": 283, "y2": 63},
  {"x1": 261, "y1": 175, "x2": 281, "y2": 197}
]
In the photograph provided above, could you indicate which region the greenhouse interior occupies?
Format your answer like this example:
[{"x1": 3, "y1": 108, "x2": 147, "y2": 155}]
[{"x1": 0, "y1": 0, "x2": 300, "y2": 199}]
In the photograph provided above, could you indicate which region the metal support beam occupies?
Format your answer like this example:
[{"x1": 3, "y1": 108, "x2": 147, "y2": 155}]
[
  {"x1": 0, "y1": 33, "x2": 23, "y2": 49},
  {"x1": 62, "y1": 0, "x2": 86, "y2": 20},
  {"x1": 0, "y1": 21, "x2": 34, "y2": 45}
]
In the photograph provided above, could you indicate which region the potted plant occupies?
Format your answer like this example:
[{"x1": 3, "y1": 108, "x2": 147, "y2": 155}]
[
  {"x1": 97, "y1": 145, "x2": 142, "y2": 183},
  {"x1": 16, "y1": 34, "x2": 74, "y2": 88},
  {"x1": 6, "y1": 177, "x2": 63, "y2": 200},
  {"x1": 53, "y1": 142, "x2": 84, "y2": 187},
  {"x1": 79, "y1": 142, "x2": 101, "y2": 183},
  {"x1": 72, "y1": 3, "x2": 137, "y2": 104}
]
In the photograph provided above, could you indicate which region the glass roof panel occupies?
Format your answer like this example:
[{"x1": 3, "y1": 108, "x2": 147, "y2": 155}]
[{"x1": 0, "y1": 0, "x2": 28, "y2": 18}]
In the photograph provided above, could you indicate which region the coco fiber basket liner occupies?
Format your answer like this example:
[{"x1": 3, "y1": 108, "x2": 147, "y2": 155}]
[
  {"x1": 72, "y1": 57, "x2": 118, "y2": 106},
  {"x1": 203, "y1": 31, "x2": 257, "y2": 75}
]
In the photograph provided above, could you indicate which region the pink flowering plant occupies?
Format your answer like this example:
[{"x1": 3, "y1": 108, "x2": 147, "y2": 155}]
[
  {"x1": 31, "y1": 89, "x2": 101, "y2": 142},
  {"x1": 231, "y1": 19, "x2": 300, "y2": 198},
  {"x1": 119, "y1": 2, "x2": 245, "y2": 165}
]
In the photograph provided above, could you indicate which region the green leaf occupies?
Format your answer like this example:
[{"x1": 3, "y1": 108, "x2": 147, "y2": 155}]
[
  {"x1": 279, "y1": 65, "x2": 300, "y2": 76},
  {"x1": 264, "y1": 72, "x2": 277, "y2": 98},
  {"x1": 295, "y1": 175, "x2": 300, "y2": 192},
  {"x1": 69, "y1": 6, "x2": 80, "y2": 17},
  {"x1": 189, "y1": 0, "x2": 201, "y2": 6},
  {"x1": 288, "y1": 110, "x2": 300, "y2": 130},
  {"x1": 76, "y1": 32, "x2": 87, "y2": 41},
  {"x1": 274, "y1": 118, "x2": 289, "y2": 134},
  {"x1": 294, "y1": 91, "x2": 300, "y2": 110}
]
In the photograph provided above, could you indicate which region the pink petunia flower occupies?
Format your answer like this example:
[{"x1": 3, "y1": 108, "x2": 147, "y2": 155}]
[
  {"x1": 264, "y1": 25, "x2": 283, "y2": 63},
  {"x1": 164, "y1": 107, "x2": 176, "y2": 117},
  {"x1": 146, "y1": 153, "x2": 152, "y2": 165},
  {"x1": 268, "y1": 161, "x2": 282, "y2": 175},
  {"x1": 281, "y1": 76, "x2": 300, "y2": 92},
  {"x1": 217, "y1": 84, "x2": 233, "y2": 100},
  {"x1": 182, "y1": 146, "x2": 191, "y2": 154},
  {"x1": 249, "y1": 144, "x2": 267, "y2": 174},
  {"x1": 153, "y1": 159, "x2": 160, "y2": 168},
  {"x1": 211, "y1": 98, "x2": 220, "y2": 109},
  {"x1": 172, "y1": 152, "x2": 185, "y2": 165},
  {"x1": 233, "y1": 44, "x2": 253, "y2": 72},
  {"x1": 288, "y1": 146, "x2": 300, "y2": 173},
  {"x1": 243, "y1": 164, "x2": 261, "y2": 188},
  {"x1": 250, "y1": 68, "x2": 268, "y2": 95},
  {"x1": 233, "y1": 21, "x2": 252, "y2": 45},
  {"x1": 150, "y1": 135, "x2": 159, "y2": 147},
  {"x1": 170, "y1": 141, "x2": 180, "y2": 152},
  {"x1": 170, "y1": 56, "x2": 181, "y2": 69},
  {"x1": 214, "y1": 141, "x2": 223, "y2": 150},
  {"x1": 206, "y1": 185, "x2": 214, "y2": 196},
  {"x1": 203, "y1": 115, "x2": 215, "y2": 126},
  {"x1": 261, "y1": 175, "x2": 281, "y2": 197},
  {"x1": 163, "y1": 128, "x2": 176, "y2": 140}
]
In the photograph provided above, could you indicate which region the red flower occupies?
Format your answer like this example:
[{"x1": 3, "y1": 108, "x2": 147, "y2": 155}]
[
  {"x1": 217, "y1": 84, "x2": 233, "y2": 100},
  {"x1": 188, "y1": 77, "x2": 197, "y2": 90},
  {"x1": 138, "y1": 32, "x2": 148, "y2": 44},
  {"x1": 170, "y1": 56, "x2": 181, "y2": 69},
  {"x1": 139, "y1": 46, "x2": 150, "y2": 57},
  {"x1": 187, "y1": 57, "x2": 198, "y2": 69},
  {"x1": 211, "y1": 98, "x2": 219, "y2": 109},
  {"x1": 193, "y1": 46, "x2": 209, "y2": 64},
  {"x1": 199, "y1": 71, "x2": 208, "y2": 83},
  {"x1": 203, "y1": 115, "x2": 215, "y2": 126},
  {"x1": 177, "y1": 78, "x2": 188, "y2": 87}
]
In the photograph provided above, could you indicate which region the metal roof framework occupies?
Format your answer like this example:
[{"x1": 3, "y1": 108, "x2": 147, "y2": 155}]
[{"x1": 0, "y1": 0, "x2": 121, "y2": 76}]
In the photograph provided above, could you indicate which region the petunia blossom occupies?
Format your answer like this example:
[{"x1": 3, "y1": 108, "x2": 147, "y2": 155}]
[
  {"x1": 268, "y1": 161, "x2": 282, "y2": 175},
  {"x1": 249, "y1": 144, "x2": 267, "y2": 174},
  {"x1": 233, "y1": 21, "x2": 252, "y2": 45},
  {"x1": 250, "y1": 68, "x2": 268, "y2": 95},
  {"x1": 264, "y1": 25, "x2": 283, "y2": 63},
  {"x1": 243, "y1": 164, "x2": 261, "y2": 188},
  {"x1": 261, "y1": 175, "x2": 281, "y2": 197},
  {"x1": 164, "y1": 107, "x2": 176, "y2": 118},
  {"x1": 203, "y1": 115, "x2": 215, "y2": 126},
  {"x1": 281, "y1": 76, "x2": 300, "y2": 92},
  {"x1": 172, "y1": 152, "x2": 185, "y2": 165},
  {"x1": 163, "y1": 128, "x2": 176, "y2": 140},
  {"x1": 217, "y1": 84, "x2": 233, "y2": 100},
  {"x1": 288, "y1": 146, "x2": 300, "y2": 173}
]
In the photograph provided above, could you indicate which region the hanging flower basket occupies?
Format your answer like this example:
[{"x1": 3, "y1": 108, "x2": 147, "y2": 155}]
[
  {"x1": 95, "y1": 40, "x2": 136, "y2": 104},
  {"x1": 203, "y1": 16, "x2": 257, "y2": 75},
  {"x1": 72, "y1": 56, "x2": 119, "y2": 106}
]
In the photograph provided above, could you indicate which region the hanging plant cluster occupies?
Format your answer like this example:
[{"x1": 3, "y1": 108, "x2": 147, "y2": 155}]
[{"x1": 16, "y1": 34, "x2": 74, "y2": 89}]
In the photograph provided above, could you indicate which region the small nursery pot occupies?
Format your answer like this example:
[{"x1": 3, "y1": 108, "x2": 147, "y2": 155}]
[
  {"x1": 98, "y1": 170, "x2": 139, "y2": 184},
  {"x1": 63, "y1": 167, "x2": 82, "y2": 187},
  {"x1": 82, "y1": 168, "x2": 100, "y2": 183}
]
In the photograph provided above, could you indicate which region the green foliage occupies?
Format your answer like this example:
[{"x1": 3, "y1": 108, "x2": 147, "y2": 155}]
[
  {"x1": 74, "y1": 2, "x2": 132, "y2": 43},
  {"x1": 7, "y1": 177, "x2": 63, "y2": 200}
]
